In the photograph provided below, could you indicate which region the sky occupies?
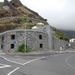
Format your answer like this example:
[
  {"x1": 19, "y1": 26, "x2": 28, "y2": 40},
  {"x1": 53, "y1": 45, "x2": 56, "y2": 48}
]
[{"x1": 1, "y1": 0, "x2": 75, "y2": 30}]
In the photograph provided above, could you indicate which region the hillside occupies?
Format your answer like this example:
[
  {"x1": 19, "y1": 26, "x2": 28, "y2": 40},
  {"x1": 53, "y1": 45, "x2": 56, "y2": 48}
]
[
  {"x1": 60, "y1": 30, "x2": 75, "y2": 38},
  {"x1": 0, "y1": 2, "x2": 3, "y2": 8},
  {"x1": 51, "y1": 27, "x2": 69, "y2": 41},
  {"x1": 0, "y1": 0, "x2": 48, "y2": 32}
]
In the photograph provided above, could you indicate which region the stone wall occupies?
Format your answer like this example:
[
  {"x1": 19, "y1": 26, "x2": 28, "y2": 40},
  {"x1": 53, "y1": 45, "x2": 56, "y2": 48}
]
[
  {"x1": 0, "y1": 29, "x2": 50, "y2": 52},
  {"x1": 52, "y1": 36, "x2": 68, "y2": 51}
]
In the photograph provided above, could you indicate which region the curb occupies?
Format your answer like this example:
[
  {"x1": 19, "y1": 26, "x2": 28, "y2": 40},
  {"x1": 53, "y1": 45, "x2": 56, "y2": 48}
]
[
  {"x1": 4, "y1": 51, "x2": 63, "y2": 56},
  {"x1": 0, "y1": 51, "x2": 75, "y2": 56}
]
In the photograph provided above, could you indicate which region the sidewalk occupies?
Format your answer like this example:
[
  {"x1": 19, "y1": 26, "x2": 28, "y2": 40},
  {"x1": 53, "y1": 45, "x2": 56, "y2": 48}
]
[
  {"x1": 0, "y1": 50, "x2": 75, "y2": 56},
  {"x1": 0, "y1": 50, "x2": 5, "y2": 55},
  {"x1": 4, "y1": 50, "x2": 64, "y2": 56}
]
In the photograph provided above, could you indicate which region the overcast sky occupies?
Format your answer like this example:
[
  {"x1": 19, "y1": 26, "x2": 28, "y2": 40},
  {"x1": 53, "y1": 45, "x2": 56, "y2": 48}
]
[{"x1": 1, "y1": 0, "x2": 75, "y2": 30}]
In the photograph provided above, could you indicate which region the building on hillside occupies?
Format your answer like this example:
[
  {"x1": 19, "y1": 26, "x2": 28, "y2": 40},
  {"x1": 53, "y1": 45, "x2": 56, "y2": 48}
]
[
  {"x1": 0, "y1": 23, "x2": 52, "y2": 52},
  {"x1": 69, "y1": 38, "x2": 75, "y2": 48}
]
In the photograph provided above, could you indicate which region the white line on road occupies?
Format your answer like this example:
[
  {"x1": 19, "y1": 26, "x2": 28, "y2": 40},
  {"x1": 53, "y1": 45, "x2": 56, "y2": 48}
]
[
  {"x1": 0, "y1": 63, "x2": 11, "y2": 68},
  {"x1": 23, "y1": 56, "x2": 46, "y2": 65},
  {"x1": 7, "y1": 56, "x2": 46, "y2": 75},
  {"x1": 1, "y1": 56, "x2": 24, "y2": 65},
  {"x1": 7, "y1": 67, "x2": 20, "y2": 75},
  {"x1": 65, "y1": 54, "x2": 75, "y2": 68},
  {"x1": 1, "y1": 56, "x2": 46, "y2": 66}
]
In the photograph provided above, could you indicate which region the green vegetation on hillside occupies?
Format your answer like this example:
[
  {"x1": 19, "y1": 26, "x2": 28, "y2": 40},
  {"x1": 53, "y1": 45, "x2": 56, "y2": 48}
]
[
  {"x1": 0, "y1": 16, "x2": 40, "y2": 32},
  {"x1": 53, "y1": 27, "x2": 69, "y2": 41},
  {"x1": 0, "y1": 2, "x2": 3, "y2": 8},
  {"x1": 0, "y1": 0, "x2": 47, "y2": 32}
]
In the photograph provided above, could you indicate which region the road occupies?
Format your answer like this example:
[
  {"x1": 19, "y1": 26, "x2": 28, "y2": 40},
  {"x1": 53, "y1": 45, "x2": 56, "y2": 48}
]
[{"x1": 0, "y1": 52, "x2": 75, "y2": 75}]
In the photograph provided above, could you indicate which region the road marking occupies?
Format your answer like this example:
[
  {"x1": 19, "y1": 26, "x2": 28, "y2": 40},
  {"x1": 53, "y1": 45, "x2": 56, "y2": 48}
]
[
  {"x1": 23, "y1": 56, "x2": 46, "y2": 65},
  {"x1": 1, "y1": 56, "x2": 24, "y2": 65},
  {"x1": 0, "y1": 63, "x2": 11, "y2": 68},
  {"x1": 7, "y1": 56, "x2": 46, "y2": 75},
  {"x1": 1, "y1": 56, "x2": 46, "y2": 65},
  {"x1": 65, "y1": 54, "x2": 75, "y2": 68},
  {"x1": 7, "y1": 67, "x2": 20, "y2": 75}
]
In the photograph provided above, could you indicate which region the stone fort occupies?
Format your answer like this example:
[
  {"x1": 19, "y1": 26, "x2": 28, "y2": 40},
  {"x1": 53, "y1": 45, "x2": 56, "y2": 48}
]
[{"x1": 0, "y1": 23, "x2": 52, "y2": 52}]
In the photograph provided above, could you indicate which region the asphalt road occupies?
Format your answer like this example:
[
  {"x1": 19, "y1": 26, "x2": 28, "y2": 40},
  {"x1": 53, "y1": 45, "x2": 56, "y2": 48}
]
[{"x1": 0, "y1": 52, "x2": 75, "y2": 75}]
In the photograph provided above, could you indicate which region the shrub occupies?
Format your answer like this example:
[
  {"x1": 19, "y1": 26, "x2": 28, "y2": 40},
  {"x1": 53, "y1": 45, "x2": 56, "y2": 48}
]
[
  {"x1": 59, "y1": 37, "x2": 64, "y2": 40},
  {"x1": 25, "y1": 45, "x2": 31, "y2": 53},
  {"x1": 17, "y1": 43, "x2": 31, "y2": 53},
  {"x1": 63, "y1": 37, "x2": 69, "y2": 42}
]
